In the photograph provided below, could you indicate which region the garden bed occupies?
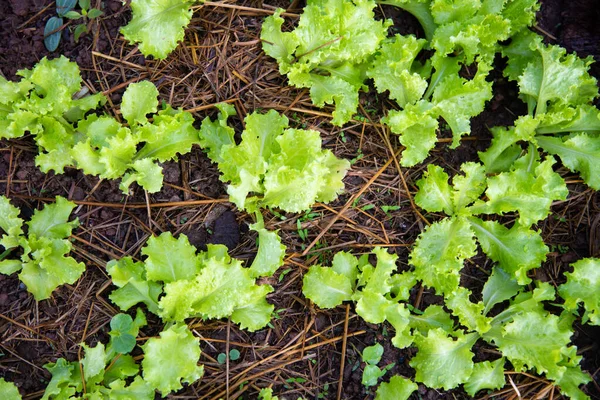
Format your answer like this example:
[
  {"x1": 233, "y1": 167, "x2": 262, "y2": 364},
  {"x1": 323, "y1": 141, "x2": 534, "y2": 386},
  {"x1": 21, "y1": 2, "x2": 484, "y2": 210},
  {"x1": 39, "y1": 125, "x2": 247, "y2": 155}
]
[{"x1": 1, "y1": 0, "x2": 599, "y2": 399}]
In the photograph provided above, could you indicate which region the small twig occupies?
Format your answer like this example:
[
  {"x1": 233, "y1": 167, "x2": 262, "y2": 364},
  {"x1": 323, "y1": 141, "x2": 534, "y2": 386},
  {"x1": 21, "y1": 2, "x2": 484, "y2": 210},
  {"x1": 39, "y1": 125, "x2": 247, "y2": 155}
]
[{"x1": 336, "y1": 305, "x2": 350, "y2": 400}]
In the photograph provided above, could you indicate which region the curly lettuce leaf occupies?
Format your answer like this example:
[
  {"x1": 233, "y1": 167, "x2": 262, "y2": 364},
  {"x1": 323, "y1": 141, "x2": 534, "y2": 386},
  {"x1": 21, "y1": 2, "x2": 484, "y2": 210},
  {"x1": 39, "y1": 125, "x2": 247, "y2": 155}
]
[
  {"x1": 80, "y1": 342, "x2": 107, "y2": 384},
  {"x1": 463, "y1": 358, "x2": 506, "y2": 397},
  {"x1": 19, "y1": 236, "x2": 86, "y2": 300},
  {"x1": 410, "y1": 217, "x2": 477, "y2": 295},
  {"x1": 119, "y1": 158, "x2": 164, "y2": 194},
  {"x1": 0, "y1": 196, "x2": 24, "y2": 249},
  {"x1": 410, "y1": 329, "x2": 478, "y2": 390},
  {"x1": 142, "y1": 232, "x2": 200, "y2": 283},
  {"x1": 104, "y1": 376, "x2": 154, "y2": 399},
  {"x1": 385, "y1": 59, "x2": 492, "y2": 166},
  {"x1": 141, "y1": 323, "x2": 204, "y2": 396},
  {"x1": 27, "y1": 196, "x2": 78, "y2": 240},
  {"x1": 559, "y1": 258, "x2": 600, "y2": 326},
  {"x1": 384, "y1": 101, "x2": 438, "y2": 167},
  {"x1": 121, "y1": 81, "x2": 158, "y2": 126},
  {"x1": 41, "y1": 358, "x2": 80, "y2": 400},
  {"x1": 248, "y1": 220, "x2": 286, "y2": 278},
  {"x1": 158, "y1": 256, "x2": 273, "y2": 325},
  {"x1": 471, "y1": 149, "x2": 568, "y2": 226},
  {"x1": 134, "y1": 106, "x2": 200, "y2": 162},
  {"x1": 0, "y1": 378, "x2": 21, "y2": 400},
  {"x1": 107, "y1": 257, "x2": 162, "y2": 314},
  {"x1": 374, "y1": 375, "x2": 417, "y2": 400},
  {"x1": 468, "y1": 218, "x2": 548, "y2": 284},
  {"x1": 484, "y1": 310, "x2": 578, "y2": 380},
  {"x1": 302, "y1": 265, "x2": 354, "y2": 308},
  {"x1": 367, "y1": 35, "x2": 428, "y2": 108},
  {"x1": 121, "y1": 0, "x2": 194, "y2": 59},
  {"x1": 414, "y1": 164, "x2": 454, "y2": 214},
  {"x1": 444, "y1": 287, "x2": 491, "y2": 334},
  {"x1": 537, "y1": 133, "x2": 600, "y2": 190},
  {"x1": 1, "y1": 57, "x2": 105, "y2": 141},
  {"x1": 518, "y1": 40, "x2": 598, "y2": 115},
  {"x1": 197, "y1": 103, "x2": 236, "y2": 164},
  {"x1": 452, "y1": 162, "x2": 487, "y2": 211},
  {"x1": 231, "y1": 296, "x2": 275, "y2": 332},
  {"x1": 409, "y1": 305, "x2": 454, "y2": 336}
]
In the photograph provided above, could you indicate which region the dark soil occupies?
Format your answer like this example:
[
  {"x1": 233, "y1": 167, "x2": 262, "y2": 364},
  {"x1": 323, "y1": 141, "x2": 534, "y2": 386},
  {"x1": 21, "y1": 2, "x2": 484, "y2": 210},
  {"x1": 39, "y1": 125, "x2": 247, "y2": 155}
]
[{"x1": 1, "y1": 0, "x2": 600, "y2": 399}]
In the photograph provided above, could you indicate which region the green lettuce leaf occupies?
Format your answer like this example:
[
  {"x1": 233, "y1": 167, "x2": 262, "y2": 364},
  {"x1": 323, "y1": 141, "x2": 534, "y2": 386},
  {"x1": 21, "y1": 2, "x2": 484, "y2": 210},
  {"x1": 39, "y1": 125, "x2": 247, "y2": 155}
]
[
  {"x1": 463, "y1": 358, "x2": 506, "y2": 396},
  {"x1": 444, "y1": 287, "x2": 491, "y2": 334},
  {"x1": 107, "y1": 257, "x2": 162, "y2": 314},
  {"x1": 410, "y1": 217, "x2": 477, "y2": 295},
  {"x1": 518, "y1": 40, "x2": 598, "y2": 115},
  {"x1": 302, "y1": 265, "x2": 354, "y2": 309},
  {"x1": 121, "y1": 81, "x2": 158, "y2": 125},
  {"x1": 471, "y1": 149, "x2": 568, "y2": 226},
  {"x1": 120, "y1": 0, "x2": 194, "y2": 59},
  {"x1": 197, "y1": 103, "x2": 236, "y2": 164},
  {"x1": 559, "y1": 258, "x2": 600, "y2": 326},
  {"x1": 468, "y1": 218, "x2": 548, "y2": 284},
  {"x1": 484, "y1": 310, "x2": 574, "y2": 377},
  {"x1": 141, "y1": 323, "x2": 204, "y2": 396},
  {"x1": 248, "y1": 220, "x2": 286, "y2": 278},
  {"x1": 158, "y1": 255, "x2": 273, "y2": 326},
  {"x1": 41, "y1": 358, "x2": 80, "y2": 400},
  {"x1": 414, "y1": 164, "x2": 454, "y2": 214},
  {"x1": 410, "y1": 329, "x2": 478, "y2": 390},
  {"x1": 80, "y1": 342, "x2": 107, "y2": 384},
  {"x1": 0, "y1": 196, "x2": 24, "y2": 249},
  {"x1": 481, "y1": 267, "x2": 521, "y2": 315},
  {"x1": 385, "y1": 59, "x2": 492, "y2": 166},
  {"x1": 409, "y1": 305, "x2": 454, "y2": 335},
  {"x1": 537, "y1": 133, "x2": 600, "y2": 190},
  {"x1": 142, "y1": 232, "x2": 200, "y2": 283},
  {"x1": 0, "y1": 378, "x2": 21, "y2": 400},
  {"x1": 27, "y1": 196, "x2": 78, "y2": 240},
  {"x1": 19, "y1": 236, "x2": 86, "y2": 300},
  {"x1": 374, "y1": 375, "x2": 417, "y2": 400},
  {"x1": 367, "y1": 35, "x2": 428, "y2": 108},
  {"x1": 104, "y1": 376, "x2": 154, "y2": 399}
]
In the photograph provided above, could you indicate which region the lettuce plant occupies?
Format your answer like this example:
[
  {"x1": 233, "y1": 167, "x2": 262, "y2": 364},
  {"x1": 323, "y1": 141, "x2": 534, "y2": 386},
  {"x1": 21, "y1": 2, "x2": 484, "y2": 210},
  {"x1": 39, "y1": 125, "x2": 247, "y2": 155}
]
[
  {"x1": 303, "y1": 247, "x2": 596, "y2": 399},
  {"x1": 480, "y1": 31, "x2": 600, "y2": 189},
  {"x1": 41, "y1": 310, "x2": 204, "y2": 399},
  {"x1": 260, "y1": 0, "x2": 538, "y2": 167},
  {"x1": 107, "y1": 219, "x2": 285, "y2": 332},
  {"x1": 0, "y1": 57, "x2": 201, "y2": 193},
  {"x1": 199, "y1": 104, "x2": 350, "y2": 213},
  {"x1": 261, "y1": 0, "x2": 391, "y2": 125},
  {"x1": 0, "y1": 196, "x2": 85, "y2": 300}
]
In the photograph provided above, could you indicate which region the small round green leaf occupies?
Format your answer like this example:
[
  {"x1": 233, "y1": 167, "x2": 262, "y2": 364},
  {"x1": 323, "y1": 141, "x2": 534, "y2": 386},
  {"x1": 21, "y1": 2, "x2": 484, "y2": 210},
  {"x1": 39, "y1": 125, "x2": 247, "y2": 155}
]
[
  {"x1": 110, "y1": 313, "x2": 133, "y2": 332},
  {"x1": 229, "y1": 349, "x2": 240, "y2": 361},
  {"x1": 78, "y1": 0, "x2": 91, "y2": 10},
  {"x1": 111, "y1": 333, "x2": 136, "y2": 354},
  {"x1": 44, "y1": 17, "x2": 63, "y2": 52},
  {"x1": 217, "y1": 353, "x2": 227, "y2": 364}
]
